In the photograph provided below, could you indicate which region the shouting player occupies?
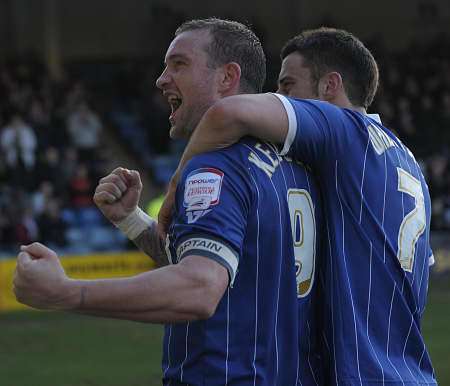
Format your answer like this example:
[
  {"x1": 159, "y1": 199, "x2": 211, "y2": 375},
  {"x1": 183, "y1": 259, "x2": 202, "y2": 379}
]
[
  {"x1": 160, "y1": 28, "x2": 437, "y2": 385},
  {"x1": 13, "y1": 19, "x2": 323, "y2": 385}
]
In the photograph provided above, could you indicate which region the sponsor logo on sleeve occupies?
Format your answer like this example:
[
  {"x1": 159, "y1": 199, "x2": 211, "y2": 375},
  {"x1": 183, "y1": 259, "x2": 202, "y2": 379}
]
[{"x1": 183, "y1": 168, "x2": 224, "y2": 223}]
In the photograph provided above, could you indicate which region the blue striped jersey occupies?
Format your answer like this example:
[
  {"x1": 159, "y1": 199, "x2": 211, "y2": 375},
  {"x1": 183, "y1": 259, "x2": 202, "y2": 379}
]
[
  {"x1": 274, "y1": 94, "x2": 436, "y2": 385},
  {"x1": 163, "y1": 137, "x2": 323, "y2": 386}
]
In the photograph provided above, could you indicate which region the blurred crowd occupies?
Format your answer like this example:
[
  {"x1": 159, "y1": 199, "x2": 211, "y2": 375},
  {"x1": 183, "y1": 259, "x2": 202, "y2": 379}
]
[
  {"x1": 0, "y1": 59, "x2": 126, "y2": 256},
  {"x1": 0, "y1": 13, "x2": 449, "y2": 256},
  {"x1": 371, "y1": 35, "x2": 450, "y2": 230}
]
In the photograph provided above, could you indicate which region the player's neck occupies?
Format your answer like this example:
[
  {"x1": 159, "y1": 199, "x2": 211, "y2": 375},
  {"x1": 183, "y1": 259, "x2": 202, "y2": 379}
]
[
  {"x1": 349, "y1": 105, "x2": 367, "y2": 114},
  {"x1": 331, "y1": 95, "x2": 367, "y2": 114}
]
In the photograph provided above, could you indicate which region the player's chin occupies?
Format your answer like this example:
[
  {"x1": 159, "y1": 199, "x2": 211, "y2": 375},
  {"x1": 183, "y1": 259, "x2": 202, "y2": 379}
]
[
  {"x1": 169, "y1": 124, "x2": 191, "y2": 140},
  {"x1": 169, "y1": 124, "x2": 181, "y2": 139}
]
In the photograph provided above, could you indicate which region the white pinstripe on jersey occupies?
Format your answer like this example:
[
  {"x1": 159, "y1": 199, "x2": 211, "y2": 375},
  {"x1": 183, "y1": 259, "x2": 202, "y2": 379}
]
[
  {"x1": 163, "y1": 325, "x2": 172, "y2": 380},
  {"x1": 382, "y1": 150, "x2": 388, "y2": 264},
  {"x1": 247, "y1": 171, "x2": 261, "y2": 386},
  {"x1": 277, "y1": 97, "x2": 436, "y2": 384},
  {"x1": 359, "y1": 136, "x2": 371, "y2": 224},
  {"x1": 244, "y1": 142, "x2": 321, "y2": 385},
  {"x1": 163, "y1": 138, "x2": 322, "y2": 385},
  {"x1": 325, "y1": 219, "x2": 339, "y2": 385},
  {"x1": 402, "y1": 314, "x2": 419, "y2": 384},
  {"x1": 243, "y1": 143, "x2": 283, "y2": 382},
  {"x1": 366, "y1": 241, "x2": 385, "y2": 385},
  {"x1": 386, "y1": 283, "x2": 405, "y2": 385},
  {"x1": 335, "y1": 160, "x2": 363, "y2": 386},
  {"x1": 306, "y1": 320, "x2": 319, "y2": 386},
  {"x1": 287, "y1": 161, "x2": 302, "y2": 386},
  {"x1": 180, "y1": 322, "x2": 190, "y2": 382}
]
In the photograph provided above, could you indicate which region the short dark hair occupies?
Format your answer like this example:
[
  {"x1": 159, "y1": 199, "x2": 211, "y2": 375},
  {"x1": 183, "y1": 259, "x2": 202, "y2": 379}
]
[
  {"x1": 176, "y1": 18, "x2": 266, "y2": 93},
  {"x1": 281, "y1": 27, "x2": 379, "y2": 109}
]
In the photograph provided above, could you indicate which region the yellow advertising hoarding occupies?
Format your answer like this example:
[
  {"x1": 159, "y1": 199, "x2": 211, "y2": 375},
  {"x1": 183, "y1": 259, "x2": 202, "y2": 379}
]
[{"x1": 0, "y1": 252, "x2": 155, "y2": 312}]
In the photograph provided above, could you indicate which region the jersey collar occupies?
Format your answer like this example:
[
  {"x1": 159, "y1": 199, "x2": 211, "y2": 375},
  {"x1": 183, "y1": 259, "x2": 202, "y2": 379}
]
[{"x1": 367, "y1": 113, "x2": 382, "y2": 124}]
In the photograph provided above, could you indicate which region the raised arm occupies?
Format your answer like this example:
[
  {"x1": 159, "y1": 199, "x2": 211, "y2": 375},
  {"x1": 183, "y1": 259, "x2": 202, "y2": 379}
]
[
  {"x1": 178, "y1": 93, "x2": 289, "y2": 174},
  {"x1": 94, "y1": 167, "x2": 169, "y2": 267}
]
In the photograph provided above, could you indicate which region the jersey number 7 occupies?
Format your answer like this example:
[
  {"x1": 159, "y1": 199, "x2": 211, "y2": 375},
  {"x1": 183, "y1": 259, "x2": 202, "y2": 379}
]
[{"x1": 397, "y1": 168, "x2": 426, "y2": 272}]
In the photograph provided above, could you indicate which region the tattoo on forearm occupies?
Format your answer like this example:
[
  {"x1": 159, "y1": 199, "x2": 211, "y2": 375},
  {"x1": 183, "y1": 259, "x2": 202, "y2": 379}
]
[{"x1": 132, "y1": 222, "x2": 169, "y2": 267}]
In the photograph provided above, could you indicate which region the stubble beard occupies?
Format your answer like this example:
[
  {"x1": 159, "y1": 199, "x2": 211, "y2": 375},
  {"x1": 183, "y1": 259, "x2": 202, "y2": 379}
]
[
  {"x1": 169, "y1": 100, "x2": 212, "y2": 140},
  {"x1": 168, "y1": 118, "x2": 195, "y2": 140}
]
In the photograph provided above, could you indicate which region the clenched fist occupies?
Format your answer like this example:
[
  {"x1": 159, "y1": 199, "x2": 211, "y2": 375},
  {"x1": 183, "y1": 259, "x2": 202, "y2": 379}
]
[
  {"x1": 94, "y1": 167, "x2": 143, "y2": 224},
  {"x1": 13, "y1": 243, "x2": 79, "y2": 310}
]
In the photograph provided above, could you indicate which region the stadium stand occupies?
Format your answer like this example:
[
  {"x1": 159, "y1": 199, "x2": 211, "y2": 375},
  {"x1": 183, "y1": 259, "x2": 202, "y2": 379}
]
[
  {"x1": 0, "y1": 59, "x2": 128, "y2": 257},
  {"x1": 0, "y1": 31, "x2": 449, "y2": 257}
]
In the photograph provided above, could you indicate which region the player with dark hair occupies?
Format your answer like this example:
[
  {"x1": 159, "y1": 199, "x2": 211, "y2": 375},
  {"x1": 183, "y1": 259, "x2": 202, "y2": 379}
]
[
  {"x1": 278, "y1": 27, "x2": 378, "y2": 109},
  {"x1": 160, "y1": 27, "x2": 437, "y2": 385},
  {"x1": 14, "y1": 19, "x2": 323, "y2": 386}
]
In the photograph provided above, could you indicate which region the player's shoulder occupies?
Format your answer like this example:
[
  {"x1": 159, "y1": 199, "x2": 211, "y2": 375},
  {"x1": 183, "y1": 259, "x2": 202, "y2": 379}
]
[
  {"x1": 184, "y1": 138, "x2": 256, "y2": 174},
  {"x1": 178, "y1": 140, "x2": 255, "y2": 217},
  {"x1": 286, "y1": 97, "x2": 363, "y2": 132},
  {"x1": 286, "y1": 96, "x2": 343, "y2": 115},
  {"x1": 181, "y1": 139, "x2": 256, "y2": 196}
]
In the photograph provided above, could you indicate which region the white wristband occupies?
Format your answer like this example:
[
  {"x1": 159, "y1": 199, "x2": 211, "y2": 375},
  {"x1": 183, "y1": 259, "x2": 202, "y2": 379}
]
[{"x1": 114, "y1": 207, "x2": 156, "y2": 240}]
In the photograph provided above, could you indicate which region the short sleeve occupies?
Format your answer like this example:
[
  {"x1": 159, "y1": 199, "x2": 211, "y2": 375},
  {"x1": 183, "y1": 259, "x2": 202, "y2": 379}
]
[
  {"x1": 273, "y1": 93, "x2": 359, "y2": 171},
  {"x1": 170, "y1": 152, "x2": 252, "y2": 286}
]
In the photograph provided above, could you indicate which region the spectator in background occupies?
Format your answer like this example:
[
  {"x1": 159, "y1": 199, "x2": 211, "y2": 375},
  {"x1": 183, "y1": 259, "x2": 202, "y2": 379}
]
[
  {"x1": 63, "y1": 81, "x2": 87, "y2": 115},
  {"x1": 69, "y1": 163, "x2": 94, "y2": 208},
  {"x1": 28, "y1": 96, "x2": 52, "y2": 149},
  {"x1": 0, "y1": 204, "x2": 13, "y2": 251},
  {"x1": 67, "y1": 101, "x2": 102, "y2": 162},
  {"x1": 0, "y1": 63, "x2": 116, "y2": 255},
  {"x1": 440, "y1": 92, "x2": 450, "y2": 143},
  {"x1": 61, "y1": 146, "x2": 79, "y2": 185},
  {"x1": 0, "y1": 186, "x2": 17, "y2": 251},
  {"x1": 0, "y1": 110, "x2": 37, "y2": 189},
  {"x1": 14, "y1": 206, "x2": 38, "y2": 247},
  {"x1": 0, "y1": 110, "x2": 37, "y2": 172},
  {"x1": 36, "y1": 147, "x2": 65, "y2": 194},
  {"x1": 428, "y1": 153, "x2": 450, "y2": 229},
  {"x1": 32, "y1": 181, "x2": 55, "y2": 217},
  {"x1": 37, "y1": 198, "x2": 67, "y2": 249}
]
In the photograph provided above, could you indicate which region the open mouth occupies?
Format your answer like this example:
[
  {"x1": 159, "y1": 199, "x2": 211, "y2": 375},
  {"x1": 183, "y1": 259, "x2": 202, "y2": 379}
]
[{"x1": 168, "y1": 95, "x2": 182, "y2": 118}]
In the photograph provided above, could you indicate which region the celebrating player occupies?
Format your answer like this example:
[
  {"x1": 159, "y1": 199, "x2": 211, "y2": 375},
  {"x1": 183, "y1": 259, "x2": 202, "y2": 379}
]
[
  {"x1": 13, "y1": 19, "x2": 323, "y2": 385},
  {"x1": 160, "y1": 28, "x2": 437, "y2": 385}
]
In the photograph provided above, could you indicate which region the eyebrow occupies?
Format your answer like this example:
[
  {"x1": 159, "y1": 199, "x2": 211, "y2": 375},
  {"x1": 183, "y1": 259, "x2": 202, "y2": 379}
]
[{"x1": 165, "y1": 53, "x2": 190, "y2": 65}]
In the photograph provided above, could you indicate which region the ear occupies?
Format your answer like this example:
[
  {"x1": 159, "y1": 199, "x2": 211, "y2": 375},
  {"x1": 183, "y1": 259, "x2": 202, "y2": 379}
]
[
  {"x1": 318, "y1": 72, "x2": 344, "y2": 101},
  {"x1": 218, "y1": 62, "x2": 241, "y2": 95}
]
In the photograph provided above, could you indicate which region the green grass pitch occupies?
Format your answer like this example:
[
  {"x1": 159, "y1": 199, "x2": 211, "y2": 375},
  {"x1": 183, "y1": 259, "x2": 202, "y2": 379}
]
[{"x1": 0, "y1": 283, "x2": 448, "y2": 386}]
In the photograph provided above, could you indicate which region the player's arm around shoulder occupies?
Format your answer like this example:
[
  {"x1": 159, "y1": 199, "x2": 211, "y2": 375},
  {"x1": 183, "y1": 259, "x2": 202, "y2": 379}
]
[{"x1": 179, "y1": 93, "x2": 289, "y2": 169}]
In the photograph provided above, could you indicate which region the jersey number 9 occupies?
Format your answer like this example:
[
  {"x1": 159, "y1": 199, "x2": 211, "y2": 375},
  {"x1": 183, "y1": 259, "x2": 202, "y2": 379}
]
[{"x1": 287, "y1": 189, "x2": 316, "y2": 298}]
